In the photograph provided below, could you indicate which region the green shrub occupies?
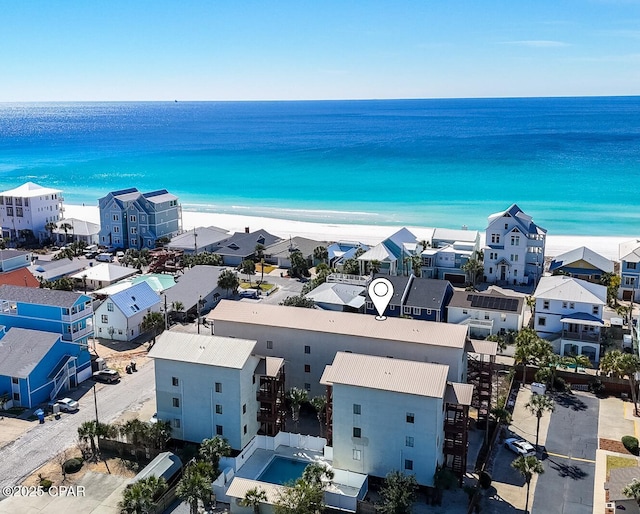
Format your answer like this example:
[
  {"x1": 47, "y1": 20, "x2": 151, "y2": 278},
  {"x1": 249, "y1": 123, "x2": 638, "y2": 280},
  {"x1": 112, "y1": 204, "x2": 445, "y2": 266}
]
[
  {"x1": 63, "y1": 458, "x2": 83, "y2": 474},
  {"x1": 479, "y1": 471, "x2": 492, "y2": 490},
  {"x1": 553, "y1": 376, "x2": 566, "y2": 392},
  {"x1": 589, "y1": 378, "x2": 605, "y2": 395},
  {"x1": 39, "y1": 478, "x2": 52, "y2": 491},
  {"x1": 622, "y1": 436, "x2": 639, "y2": 455}
]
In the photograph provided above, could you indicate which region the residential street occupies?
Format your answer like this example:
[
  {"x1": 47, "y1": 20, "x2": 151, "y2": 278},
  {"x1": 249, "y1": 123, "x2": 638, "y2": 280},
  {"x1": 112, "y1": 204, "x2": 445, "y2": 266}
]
[{"x1": 0, "y1": 360, "x2": 155, "y2": 498}]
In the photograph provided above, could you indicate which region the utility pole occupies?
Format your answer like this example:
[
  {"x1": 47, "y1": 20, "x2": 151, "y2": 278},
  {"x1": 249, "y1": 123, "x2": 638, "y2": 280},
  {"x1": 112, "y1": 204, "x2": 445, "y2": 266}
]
[
  {"x1": 93, "y1": 383, "x2": 99, "y2": 425},
  {"x1": 197, "y1": 295, "x2": 202, "y2": 334}
]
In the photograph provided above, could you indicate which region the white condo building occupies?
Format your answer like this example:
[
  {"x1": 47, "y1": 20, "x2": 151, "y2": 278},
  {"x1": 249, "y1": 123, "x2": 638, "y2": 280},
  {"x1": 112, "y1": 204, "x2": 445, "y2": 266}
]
[
  {"x1": 0, "y1": 182, "x2": 64, "y2": 242},
  {"x1": 484, "y1": 204, "x2": 546, "y2": 286}
]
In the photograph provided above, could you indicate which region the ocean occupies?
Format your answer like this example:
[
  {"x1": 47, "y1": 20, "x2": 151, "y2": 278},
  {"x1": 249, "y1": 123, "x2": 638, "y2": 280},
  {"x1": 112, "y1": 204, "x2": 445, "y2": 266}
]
[{"x1": 0, "y1": 97, "x2": 639, "y2": 235}]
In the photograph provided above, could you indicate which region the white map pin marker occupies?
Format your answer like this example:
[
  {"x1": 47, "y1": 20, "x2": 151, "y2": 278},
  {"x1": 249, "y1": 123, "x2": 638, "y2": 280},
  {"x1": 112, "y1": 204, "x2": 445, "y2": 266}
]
[{"x1": 368, "y1": 277, "x2": 394, "y2": 321}]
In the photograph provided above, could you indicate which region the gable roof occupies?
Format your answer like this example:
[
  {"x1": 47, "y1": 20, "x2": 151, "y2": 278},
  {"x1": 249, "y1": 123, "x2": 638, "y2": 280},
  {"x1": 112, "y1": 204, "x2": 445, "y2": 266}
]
[
  {"x1": 448, "y1": 290, "x2": 524, "y2": 313},
  {"x1": 432, "y1": 228, "x2": 479, "y2": 244},
  {"x1": 403, "y1": 277, "x2": 452, "y2": 309},
  {"x1": 108, "y1": 282, "x2": 160, "y2": 318},
  {"x1": 533, "y1": 275, "x2": 607, "y2": 304},
  {"x1": 365, "y1": 274, "x2": 410, "y2": 305},
  {"x1": 69, "y1": 263, "x2": 139, "y2": 283},
  {"x1": 0, "y1": 284, "x2": 88, "y2": 308},
  {"x1": 162, "y1": 265, "x2": 225, "y2": 311},
  {"x1": 0, "y1": 328, "x2": 61, "y2": 378},
  {"x1": 549, "y1": 246, "x2": 614, "y2": 274},
  {"x1": 149, "y1": 332, "x2": 257, "y2": 368},
  {"x1": 264, "y1": 236, "x2": 326, "y2": 259},
  {"x1": 209, "y1": 300, "x2": 468, "y2": 349},
  {"x1": 320, "y1": 352, "x2": 449, "y2": 399},
  {"x1": 214, "y1": 230, "x2": 281, "y2": 258},
  {"x1": 444, "y1": 382, "x2": 474, "y2": 406},
  {"x1": 357, "y1": 243, "x2": 397, "y2": 263},
  {"x1": 620, "y1": 239, "x2": 640, "y2": 263},
  {"x1": 30, "y1": 258, "x2": 89, "y2": 282},
  {"x1": 168, "y1": 226, "x2": 230, "y2": 251},
  {"x1": 305, "y1": 282, "x2": 366, "y2": 309},
  {"x1": 0, "y1": 268, "x2": 39, "y2": 288},
  {"x1": 0, "y1": 249, "x2": 31, "y2": 262},
  {"x1": 488, "y1": 204, "x2": 547, "y2": 235},
  {"x1": 382, "y1": 227, "x2": 418, "y2": 260},
  {"x1": 142, "y1": 189, "x2": 178, "y2": 203},
  {"x1": 53, "y1": 218, "x2": 100, "y2": 237},
  {"x1": 0, "y1": 182, "x2": 62, "y2": 198}
]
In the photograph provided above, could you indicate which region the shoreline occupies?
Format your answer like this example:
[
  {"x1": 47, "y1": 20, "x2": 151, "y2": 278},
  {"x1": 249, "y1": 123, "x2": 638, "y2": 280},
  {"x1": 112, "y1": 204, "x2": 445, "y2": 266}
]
[{"x1": 64, "y1": 204, "x2": 627, "y2": 260}]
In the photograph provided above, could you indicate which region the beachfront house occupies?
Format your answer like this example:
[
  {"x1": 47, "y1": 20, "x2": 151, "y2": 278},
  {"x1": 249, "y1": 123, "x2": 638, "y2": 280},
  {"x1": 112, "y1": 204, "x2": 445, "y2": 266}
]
[
  {"x1": 0, "y1": 182, "x2": 64, "y2": 243},
  {"x1": 0, "y1": 284, "x2": 93, "y2": 381},
  {"x1": 98, "y1": 188, "x2": 182, "y2": 250},
  {"x1": 327, "y1": 241, "x2": 369, "y2": 270},
  {"x1": 549, "y1": 246, "x2": 614, "y2": 283},
  {"x1": 94, "y1": 281, "x2": 161, "y2": 341},
  {"x1": 420, "y1": 228, "x2": 480, "y2": 284},
  {"x1": 619, "y1": 239, "x2": 640, "y2": 302},
  {"x1": 320, "y1": 352, "x2": 473, "y2": 485},
  {"x1": 208, "y1": 300, "x2": 469, "y2": 397},
  {"x1": 0, "y1": 250, "x2": 32, "y2": 273},
  {"x1": 483, "y1": 204, "x2": 546, "y2": 286},
  {"x1": 447, "y1": 290, "x2": 525, "y2": 338},
  {"x1": 533, "y1": 275, "x2": 606, "y2": 362},
  {"x1": 263, "y1": 236, "x2": 326, "y2": 269},
  {"x1": 363, "y1": 274, "x2": 453, "y2": 322},
  {"x1": 52, "y1": 218, "x2": 100, "y2": 246},
  {"x1": 212, "y1": 229, "x2": 281, "y2": 267},
  {"x1": 167, "y1": 226, "x2": 230, "y2": 254},
  {"x1": 149, "y1": 332, "x2": 286, "y2": 450},
  {"x1": 357, "y1": 228, "x2": 418, "y2": 276},
  {"x1": 0, "y1": 327, "x2": 90, "y2": 407}
]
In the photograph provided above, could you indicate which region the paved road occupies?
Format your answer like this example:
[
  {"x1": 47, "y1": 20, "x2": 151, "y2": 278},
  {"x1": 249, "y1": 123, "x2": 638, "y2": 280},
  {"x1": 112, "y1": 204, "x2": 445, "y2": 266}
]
[
  {"x1": 0, "y1": 360, "x2": 155, "y2": 496},
  {"x1": 532, "y1": 392, "x2": 598, "y2": 514}
]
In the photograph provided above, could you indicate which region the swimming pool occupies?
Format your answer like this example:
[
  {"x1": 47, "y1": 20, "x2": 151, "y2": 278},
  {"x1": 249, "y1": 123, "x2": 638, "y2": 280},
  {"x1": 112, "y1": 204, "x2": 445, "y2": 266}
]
[{"x1": 257, "y1": 456, "x2": 308, "y2": 485}]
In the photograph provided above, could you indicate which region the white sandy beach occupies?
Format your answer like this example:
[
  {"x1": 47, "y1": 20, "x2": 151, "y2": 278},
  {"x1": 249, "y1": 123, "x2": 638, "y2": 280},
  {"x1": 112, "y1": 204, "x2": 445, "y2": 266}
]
[{"x1": 65, "y1": 204, "x2": 627, "y2": 261}]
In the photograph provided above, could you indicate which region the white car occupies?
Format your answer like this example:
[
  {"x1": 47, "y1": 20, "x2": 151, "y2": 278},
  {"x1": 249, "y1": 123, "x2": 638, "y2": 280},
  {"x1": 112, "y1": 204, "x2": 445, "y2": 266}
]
[
  {"x1": 504, "y1": 438, "x2": 535, "y2": 457},
  {"x1": 56, "y1": 398, "x2": 79, "y2": 412}
]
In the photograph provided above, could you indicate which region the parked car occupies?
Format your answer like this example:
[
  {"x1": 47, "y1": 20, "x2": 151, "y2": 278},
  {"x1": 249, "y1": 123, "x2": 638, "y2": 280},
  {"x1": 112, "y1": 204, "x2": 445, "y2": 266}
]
[
  {"x1": 93, "y1": 369, "x2": 120, "y2": 383},
  {"x1": 56, "y1": 398, "x2": 79, "y2": 412},
  {"x1": 239, "y1": 290, "x2": 259, "y2": 299},
  {"x1": 115, "y1": 251, "x2": 125, "y2": 259},
  {"x1": 84, "y1": 251, "x2": 99, "y2": 259},
  {"x1": 504, "y1": 438, "x2": 535, "y2": 457},
  {"x1": 96, "y1": 252, "x2": 114, "y2": 262},
  {"x1": 149, "y1": 413, "x2": 158, "y2": 424}
]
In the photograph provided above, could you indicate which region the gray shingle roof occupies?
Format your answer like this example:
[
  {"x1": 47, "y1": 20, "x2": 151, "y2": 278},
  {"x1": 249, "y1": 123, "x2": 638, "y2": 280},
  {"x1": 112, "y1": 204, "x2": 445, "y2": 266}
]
[
  {"x1": 162, "y1": 265, "x2": 225, "y2": 311},
  {"x1": 403, "y1": 277, "x2": 451, "y2": 310},
  {"x1": 264, "y1": 236, "x2": 326, "y2": 259},
  {"x1": 168, "y1": 226, "x2": 230, "y2": 251},
  {"x1": 214, "y1": 230, "x2": 281, "y2": 258},
  {"x1": 0, "y1": 250, "x2": 31, "y2": 261},
  {"x1": 0, "y1": 284, "x2": 87, "y2": 308},
  {"x1": 0, "y1": 328, "x2": 61, "y2": 378}
]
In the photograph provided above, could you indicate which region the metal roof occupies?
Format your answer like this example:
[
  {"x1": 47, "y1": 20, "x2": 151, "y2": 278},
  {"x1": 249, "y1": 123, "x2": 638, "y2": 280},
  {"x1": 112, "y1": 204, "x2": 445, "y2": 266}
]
[
  {"x1": 149, "y1": 331, "x2": 257, "y2": 369},
  {"x1": 620, "y1": 239, "x2": 640, "y2": 263},
  {"x1": 320, "y1": 352, "x2": 449, "y2": 399},
  {"x1": 109, "y1": 281, "x2": 161, "y2": 318},
  {"x1": 0, "y1": 284, "x2": 88, "y2": 308},
  {"x1": 305, "y1": 282, "x2": 366, "y2": 309},
  {"x1": 549, "y1": 246, "x2": 614, "y2": 274},
  {"x1": 209, "y1": 300, "x2": 468, "y2": 349},
  {"x1": 226, "y1": 477, "x2": 286, "y2": 505},
  {"x1": 444, "y1": 382, "x2": 474, "y2": 406},
  {"x1": 488, "y1": 204, "x2": 547, "y2": 235},
  {"x1": 255, "y1": 356, "x2": 285, "y2": 377},
  {"x1": 143, "y1": 189, "x2": 178, "y2": 203},
  {"x1": 559, "y1": 312, "x2": 605, "y2": 327},
  {"x1": 0, "y1": 181, "x2": 62, "y2": 198},
  {"x1": 533, "y1": 275, "x2": 607, "y2": 305},
  {"x1": 168, "y1": 226, "x2": 230, "y2": 251},
  {"x1": 53, "y1": 218, "x2": 100, "y2": 237},
  {"x1": 465, "y1": 339, "x2": 498, "y2": 356},
  {"x1": 0, "y1": 328, "x2": 61, "y2": 378},
  {"x1": 69, "y1": 263, "x2": 139, "y2": 283},
  {"x1": 131, "y1": 452, "x2": 182, "y2": 484}
]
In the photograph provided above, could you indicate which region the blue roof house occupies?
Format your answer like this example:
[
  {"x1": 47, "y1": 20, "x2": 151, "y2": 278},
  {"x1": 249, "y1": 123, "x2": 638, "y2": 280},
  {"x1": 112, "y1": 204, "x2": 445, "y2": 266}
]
[
  {"x1": 94, "y1": 281, "x2": 161, "y2": 342},
  {"x1": 0, "y1": 285, "x2": 93, "y2": 382},
  {"x1": 0, "y1": 327, "x2": 90, "y2": 407}
]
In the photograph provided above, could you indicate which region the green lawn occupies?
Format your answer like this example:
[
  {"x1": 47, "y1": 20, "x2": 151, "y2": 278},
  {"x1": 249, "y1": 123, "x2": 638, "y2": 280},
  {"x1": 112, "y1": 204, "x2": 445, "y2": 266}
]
[{"x1": 239, "y1": 281, "x2": 275, "y2": 291}]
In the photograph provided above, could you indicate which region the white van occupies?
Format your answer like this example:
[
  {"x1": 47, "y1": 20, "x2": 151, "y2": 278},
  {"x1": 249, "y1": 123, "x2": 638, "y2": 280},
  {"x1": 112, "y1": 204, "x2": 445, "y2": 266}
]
[{"x1": 96, "y1": 253, "x2": 114, "y2": 262}]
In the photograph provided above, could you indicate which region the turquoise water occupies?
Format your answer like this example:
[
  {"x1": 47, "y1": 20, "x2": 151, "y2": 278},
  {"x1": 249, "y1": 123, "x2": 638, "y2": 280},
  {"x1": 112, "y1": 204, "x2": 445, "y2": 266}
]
[
  {"x1": 257, "y1": 456, "x2": 308, "y2": 485},
  {"x1": 0, "y1": 97, "x2": 639, "y2": 234}
]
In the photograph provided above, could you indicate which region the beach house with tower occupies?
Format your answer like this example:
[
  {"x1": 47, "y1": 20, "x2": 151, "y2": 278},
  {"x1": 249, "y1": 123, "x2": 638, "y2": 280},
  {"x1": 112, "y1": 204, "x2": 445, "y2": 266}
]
[
  {"x1": 483, "y1": 204, "x2": 546, "y2": 286},
  {"x1": 98, "y1": 188, "x2": 181, "y2": 250},
  {"x1": 0, "y1": 182, "x2": 64, "y2": 243}
]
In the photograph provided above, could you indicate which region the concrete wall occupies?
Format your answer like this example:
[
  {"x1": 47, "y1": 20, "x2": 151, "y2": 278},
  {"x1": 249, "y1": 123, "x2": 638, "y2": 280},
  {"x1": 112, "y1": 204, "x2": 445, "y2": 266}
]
[
  {"x1": 331, "y1": 384, "x2": 443, "y2": 486},
  {"x1": 213, "y1": 321, "x2": 466, "y2": 398}
]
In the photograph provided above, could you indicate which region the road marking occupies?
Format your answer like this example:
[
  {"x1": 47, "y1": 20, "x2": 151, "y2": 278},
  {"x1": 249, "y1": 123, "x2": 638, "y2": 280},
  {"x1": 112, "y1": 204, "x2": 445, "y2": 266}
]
[{"x1": 546, "y1": 451, "x2": 596, "y2": 464}]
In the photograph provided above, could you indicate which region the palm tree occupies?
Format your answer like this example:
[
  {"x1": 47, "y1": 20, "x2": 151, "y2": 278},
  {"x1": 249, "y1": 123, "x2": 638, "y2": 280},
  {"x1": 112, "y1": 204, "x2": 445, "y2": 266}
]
[
  {"x1": 148, "y1": 420, "x2": 172, "y2": 450},
  {"x1": 240, "y1": 487, "x2": 268, "y2": 514},
  {"x1": 461, "y1": 258, "x2": 484, "y2": 287},
  {"x1": 141, "y1": 311, "x2": 165, "y2": 345},
  {"x1": 313, "y1": 246, "x2": 328, "y2": 266},
  {"x1": 171, "y1": 301, "x2": 184, "y2": 322},
  {"x1": 60, "y1": 221, "x2": 73, "y2": 243},
  {"x1": 78, "y1": 421, "x2": 99, "y2": 460},
  {"x1": 287, "y1": 387, "x2": 308, "y2": 433},
  {"x1": 45, "y1": 221, "x2": 57, "y2": 243},
  {"x1": 601, "y1": 350, "x2": 640, "y2": 415},
  {"x1": 623, "y1": 478, "x2": 640, "y2": 507},
  {"x1": 511, "y1": 455, "x2": 544, "y2": 514},
  {"x1": 199, "y1": 436, "x2": 231, "y2": 477},
  {"x1": 562, "y1": 352, "x2": 591, "y2": 373},
  {"x1": 490, "y1": 405, "x2": 512, "y2": 426},
  {"x1": 241, "y1": 259, "x2": 256, "y2": 286},
  {"x1": 302, "y1": 462, "x2": 334, "y2": 487},
  {"x1": 255, "y1": 244, "x2": 266, "y2": 283},
  {"x1": 526, "y1": 296, "x2": 536, "y2": 316},
  {"x1": 118, "y1": 479, "x2": 155, "y2": 514},
  {"x1": 309, "y1": 396, "x2": 327, "y2": 437},
  {"x1": 120, "y1": 418, "x2": 151, "y2": 447},
  {"x1": 370, "y1": 259, "x2": 381, "y2": 275},
  {"x1": 514, "y1": 328, "x2": 552, "y2": 385},
  {"x1": 177, "y1": 464, "x2": 212, "y2": 514},
  {"x1": 524, "y1": 394, "x2": 554, "y2": 450},
  {"x1": 218, "y1": 269, "x2": 240, "y2": 297}
]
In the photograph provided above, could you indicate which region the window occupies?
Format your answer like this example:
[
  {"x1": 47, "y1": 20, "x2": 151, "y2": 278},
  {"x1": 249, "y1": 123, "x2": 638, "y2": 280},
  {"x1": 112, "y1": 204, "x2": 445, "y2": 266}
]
[
  {"x1": 412, "y1": 307, "x2": 421, "y2": 315},
  {"x1": 353, "y1": 404, "x2": 361, "y2": 415},
  {"x1": 101, "y1": 314, "x2": 108, "y2": 323},
  {"x1": 243, "y1": 404, "x2": 247, "y2": 414},
  {"x1": 501, "y1": 313, "x2": 507, "y2": 322},
  {"x1": 304, "y1": 345, "x2": 311, "y2": 354},
  {"x1": 366, "y1": 301, "x2": 373, "y2": 310},
  {"x1": 266, "y1": 340, "x2": 273, "y2": 349},
  {"x1": 131, "y1": 227, "x2": 137, "y2": 234},
  {"x1": 353, "y1": 449, "x2": 362, "y2": 461},
  {"x1": 538, "y1": 317, "x2": 546, "y2": 327},
  {"x1": 593, "y1": 305, "x2": 599, "y2": 315},
  {"x1": 514, "y1": 270, "x2": 518, "y2": 277},
  {"x1": 404, "y1": 459, "x2": 414, "y2": 471},
  {"x1": 353, "y1": 427, "x2": 361, "y2": 438},
  {"x1": 216, "y1": 425, "x2": 223, "y2": 436},
  {"x1": 11, "y1": 377, "x2": 19, "y2": 384},
  {"x1": 107, "y1": 302, "x2": 114, "y2": 312},
  {"x1": 16, "y1": 207, "x2": 23, "y2": 217},
  {"x1": 403, "y1": 306, "x2": 411, "y2": 314},
  {"x1": 13, "y1": 392, "x2": 20, "y2": 401},
  {"x1": 216, "y1": 404, "x2": 223, "y2": 414},
  {"x1": 113, "y1": 226, "x2": 120, "y2": 233},
  {"x1": 130, "y1": 215, "x2": 137, "y2": 222},
  {"x1": 569, "y1": 302, "x2": 575, "y2": 309},
  {"x1": 489, "y1": 267, "x2": 493, "y2": 274},
  {"x1": 6, "y1": 207, "x2": 13, "y2": 216},
  {"x1": 173, "y1": 418, "x2": 181, "y2": 428},
  {"x1": 406, "y1": 436, "x2": 414, "y2": 447},
  {"x1": 510, "y1": 254, "x2": 519, "y2": 262},
  {"x1": 304, "y1": 383, "x2": 311, "y2": 391},
  {"x1": 562, "y1": 302, "x2": 567, "y2": 309},
  {"x1": 172, "y1": 377, "x2": 179, "y2": 386},
  {"x1": 215, "y1": 382, "x2": 222, "y2": 393},
  {"x1": 491, "y1": 234, "x2": 500, "y2": 244},
  {"x1": 390, "y1": 304, "x2": 396, "y2": 311},
  {"x1": 426, "y1": 309, "x2": 432, "y2": 315},
  {"x1": 244, "y1": 425, "x2": 247, "y2": 434},
  {"x1": 543, "y1": 300, "x2": 550, "y2": 310},
  {"x1": 504, "y1": 223, "x2": 508, "y2": 229},
  {"x1": 511, "y1": 235, "x2": 520, "y2": 246},
  {"x1": 406, "y1": 412, "x2": 415, "y2": 423},
  {"x1": 484, "y1": 313, "x2": 490, "y2": 320},
  {"x1": 172, "y1": 398, "x2": 180, "y2": 408},
  {"x1": 113, "y1": 214, "x2": 119, "y2": 221},
  {"x1": 304, "y1": 364, "x2": 311, "y2": 373},
  {"x1": 130, "y1": 238, "x2": 137, "y2": 246},
  {"x1": 625, "y1": 277, "x2": 636, "y2": 286},
  {"x1": 462, "y1": 309, "x2": 468, "y2": 315}
]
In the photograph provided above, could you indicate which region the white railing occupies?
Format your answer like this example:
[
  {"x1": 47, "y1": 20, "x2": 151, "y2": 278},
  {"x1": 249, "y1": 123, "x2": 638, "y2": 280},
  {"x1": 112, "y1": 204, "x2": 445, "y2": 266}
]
[
  {"x1": 49, "y1": 358, "x2": 72, "y2": 400},
  {"x1": 62, "y1": 325, "x2": 93, "y2": 342},
  {"x1": 61, "y1": 308, "x2": 93, "y2": 323},
  {"x1": 326, "y1": 273, "x2": 370, "y2": 285},
  {"x1": 459, "y1": 317, "x2": 494, "y2": 329}
]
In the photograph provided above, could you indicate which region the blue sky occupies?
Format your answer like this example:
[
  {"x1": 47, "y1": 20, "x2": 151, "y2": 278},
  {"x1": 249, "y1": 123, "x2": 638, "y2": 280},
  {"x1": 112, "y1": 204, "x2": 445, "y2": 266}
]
[{"x1": 1, "y1": 0, "x2": 639, "y2": 101}]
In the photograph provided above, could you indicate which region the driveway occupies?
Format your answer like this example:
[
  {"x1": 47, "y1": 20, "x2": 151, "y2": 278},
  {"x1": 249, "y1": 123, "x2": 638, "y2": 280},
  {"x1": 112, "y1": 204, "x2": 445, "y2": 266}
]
[
  {"x1": 0, "y1": 360, "x2": 155, "y2": 497},
  {"x1": 532, "y1": 391, "x2": 598, "y2": 514}
]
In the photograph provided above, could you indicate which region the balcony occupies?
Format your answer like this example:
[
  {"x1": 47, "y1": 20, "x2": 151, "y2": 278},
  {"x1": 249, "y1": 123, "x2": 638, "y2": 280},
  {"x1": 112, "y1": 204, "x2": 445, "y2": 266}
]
[
  {"x1": 62, "y1": 325, "x2": 93, "y2": 342},
  {"x1": 61, "y1": 306, "x2": 93, "y2": 323},
  {"x1": 561, "y1": 329, "x2": 601, "y2": 343}
]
